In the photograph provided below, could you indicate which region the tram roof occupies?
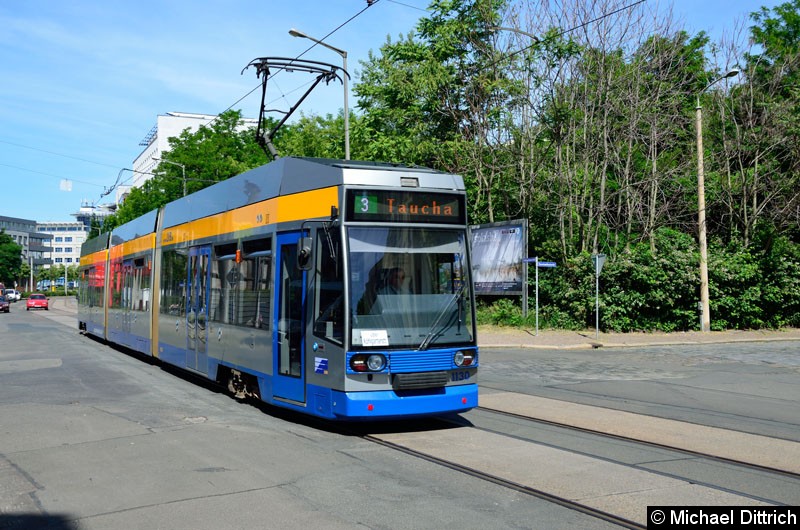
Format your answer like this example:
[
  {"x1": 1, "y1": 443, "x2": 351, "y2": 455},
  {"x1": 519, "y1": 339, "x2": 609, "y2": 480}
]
[
  {"x1": 100, "y1": 157, "x2": 465, "y2": 245},
  {"x1": 160, "y1": 156, "x2": 465, "y2": 230}
]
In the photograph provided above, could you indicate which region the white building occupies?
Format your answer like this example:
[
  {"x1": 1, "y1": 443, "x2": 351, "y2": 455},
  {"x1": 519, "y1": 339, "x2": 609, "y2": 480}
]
[
  {"x1": 36, "y1": 220, "x2": 89, "y2": 269},
  {"x1": 72, "y1": 201, "x2": 117, "y2": 233},
  {"x1": 36, "y1": 202, "x2": 115, "y2": 271}
]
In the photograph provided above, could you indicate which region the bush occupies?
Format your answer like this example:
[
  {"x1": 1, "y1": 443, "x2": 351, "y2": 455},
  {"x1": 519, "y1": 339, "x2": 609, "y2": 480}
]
[
  {"x1": 709, "y1": 239, "x2": 764, "y2": 329},
  {"x1": 511, "y1": 228, "x2": 800, "y2": 332},
  {"x1": 476, "y1": 298, "x2": 525, "y2": 327},
  {"x1": 754, "y1": 233, "x2": 800, "y2": 327}
]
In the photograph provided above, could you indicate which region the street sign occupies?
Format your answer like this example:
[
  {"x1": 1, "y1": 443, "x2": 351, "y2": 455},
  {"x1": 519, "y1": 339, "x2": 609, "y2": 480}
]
[
  {"x1": 591, "y1": 253, "x2": 606, "y2": 339},
  {"x1": 525, "y1": 258, "x2": 559, "y2": 336},
  {"x1": 592, "y1": 253, "x2": 606, "y2": 274},
  {"x1": 523, "y1": 258, "x2": 557, "y2": 268}
]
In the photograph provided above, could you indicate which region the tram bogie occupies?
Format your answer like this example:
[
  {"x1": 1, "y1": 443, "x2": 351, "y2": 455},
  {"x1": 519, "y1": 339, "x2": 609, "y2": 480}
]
[{"x1": 77, "y1": 157, "x2": 478, "y2": 421}]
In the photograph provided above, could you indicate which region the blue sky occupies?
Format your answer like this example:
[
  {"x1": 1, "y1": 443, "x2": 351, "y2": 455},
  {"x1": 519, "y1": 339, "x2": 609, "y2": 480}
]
[{"x1": 0, "y1": 0, "x2": 783, "y2": 223}]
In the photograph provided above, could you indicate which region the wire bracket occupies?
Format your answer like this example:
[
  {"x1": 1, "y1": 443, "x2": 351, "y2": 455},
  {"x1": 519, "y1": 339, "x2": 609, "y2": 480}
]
[{"x1": 242, "y1": 57, "x2": 344, "y2": 160}]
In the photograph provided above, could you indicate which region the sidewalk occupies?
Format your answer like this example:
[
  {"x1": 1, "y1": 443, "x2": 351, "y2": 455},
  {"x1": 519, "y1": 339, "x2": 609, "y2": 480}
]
[
  {"x1": 477, "y1": 324, "x2": 800, "y2": 349},
  {"x1": 49, "y1": 296, "x2": 800, "y2": 350}
]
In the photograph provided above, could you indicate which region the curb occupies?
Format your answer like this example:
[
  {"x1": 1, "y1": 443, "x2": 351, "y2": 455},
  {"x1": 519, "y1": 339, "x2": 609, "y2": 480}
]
[{"x1": 480, "y1": 335, "x2": 800, "y2": 350}]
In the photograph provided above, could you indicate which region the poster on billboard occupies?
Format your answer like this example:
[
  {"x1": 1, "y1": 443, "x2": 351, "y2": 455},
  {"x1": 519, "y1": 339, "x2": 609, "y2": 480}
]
[{"x1": 470, "y1": 220, "x2": 527, "y2": 295}]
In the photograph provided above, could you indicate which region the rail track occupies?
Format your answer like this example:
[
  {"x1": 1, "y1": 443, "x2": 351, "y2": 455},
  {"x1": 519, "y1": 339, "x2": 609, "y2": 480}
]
[{"x1": 351, "y1": 400, "x2": 800, "y2": 528}]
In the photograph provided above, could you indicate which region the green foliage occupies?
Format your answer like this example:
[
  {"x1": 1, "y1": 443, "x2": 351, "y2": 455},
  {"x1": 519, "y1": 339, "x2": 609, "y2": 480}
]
[
  {"x1": 279, "y1": 112, "x2": 348, "y2": 159},
  {"x1": 104, "y1": 110, "x2": 267, "y2": 231},
  {"x1": 487, "y1": 229, "x2": 800, "y2": 332},
  {"x1": 707, "y1": 239, "x2": 763, "y2": 329},
  {"x1": 599, "y1": 230, "x2": 698, "y2": 331},
  {"x1": 355, "y1": 33, "x2": 455, "y2": 166},
  {"x1": 476, "y1": 297, "x2": 524, "y2": 326},
  {"x1": 0, "y1": 230, "x2": 23, "y2": 285},
  {"x1": 93, "y1": 0, "x2": 800, "y2": 331},
  {"x1": 753, "y1": 231, "x2": 800, "y2": 327},
  {"x1": 750, "y1": 0, "x2": 800, "y2": 86}
]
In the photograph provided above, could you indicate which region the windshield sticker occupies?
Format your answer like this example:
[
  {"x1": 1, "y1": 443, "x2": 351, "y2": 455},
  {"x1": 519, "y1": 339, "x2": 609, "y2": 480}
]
[{"x1": 360, "y1": 329, "x2": 389, "y2": 347}]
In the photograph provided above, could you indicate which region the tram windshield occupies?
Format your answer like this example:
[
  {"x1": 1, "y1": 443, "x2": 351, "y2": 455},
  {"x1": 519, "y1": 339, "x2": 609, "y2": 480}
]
[{"x1": 349, "y1": 227, "x2": 475, "y2": 349}]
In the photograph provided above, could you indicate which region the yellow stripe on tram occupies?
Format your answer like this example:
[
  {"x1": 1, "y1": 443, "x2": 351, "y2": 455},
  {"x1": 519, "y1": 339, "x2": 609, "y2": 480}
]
[{"x1": 160, "y1": 186, "x2": 339, "y2": 247}]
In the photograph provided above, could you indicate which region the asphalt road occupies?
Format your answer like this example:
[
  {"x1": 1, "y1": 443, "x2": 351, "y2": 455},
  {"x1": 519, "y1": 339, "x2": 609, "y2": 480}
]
[
  {"x1": 477, "y1": 340, "x2": 800, "y2": 440},
  {"x1": 2, "y1": 300, "x2": 798, "y2": 529},
  {"x1": 1, "y1": 304, "x2": 619, "y2": 530}
]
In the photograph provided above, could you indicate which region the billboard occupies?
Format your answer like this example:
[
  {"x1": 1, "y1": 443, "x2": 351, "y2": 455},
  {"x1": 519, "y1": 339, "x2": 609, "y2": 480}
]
[{"x1": 470, "y1": 220, "x2": 527, "y2": 295}]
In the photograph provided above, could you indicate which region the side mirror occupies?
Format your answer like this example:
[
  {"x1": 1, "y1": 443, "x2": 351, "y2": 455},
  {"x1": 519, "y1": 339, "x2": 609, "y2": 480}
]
[{"x1": 297, "y1": 237, "x2": 312, "y2": 270}]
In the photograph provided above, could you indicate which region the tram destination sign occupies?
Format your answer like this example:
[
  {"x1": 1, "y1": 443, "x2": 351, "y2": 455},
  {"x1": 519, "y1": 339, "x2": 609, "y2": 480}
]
[{"x1": 346, "y1": 189, "x2": 466, "y2": 224}]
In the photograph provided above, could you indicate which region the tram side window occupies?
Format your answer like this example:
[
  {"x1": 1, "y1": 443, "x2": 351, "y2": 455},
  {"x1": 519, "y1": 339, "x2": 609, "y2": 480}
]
[
  {"x1": 238, "y1": 257, "x2": 271, "y2": 329},
  {"x1": 132, "y1": 258, "x2": 151, "y2": 312},
  {"x1": 209, "y1": 243, "x2": 235, "y2": 324},
  {"x1": 161, "y1": 249, "x2": 187, "y2": 316},
  {"x1": 313, "y1": 229, "x2": 343, "y2": 344},
  {"x1": 110, "y1": 258, "x2": 124, "y2": 308},
  {"x1": 90, "y1": 264, "x2": 105, "y2": 308},
  {"x1": 252, "y1": 255, "x2": 271, "y2": 329},
  {"x1": 78, "y1": 269, "x2": 87, "y2": 306},
  {"x1": 210, "y1": 238, "x2": 271, "y2": 330},
  {"x1": 244, "y1": 238, "x2": 271, "y2": 330},
  {"x1": 82, "y1": 264, "x2": 105, "y2": 308}
]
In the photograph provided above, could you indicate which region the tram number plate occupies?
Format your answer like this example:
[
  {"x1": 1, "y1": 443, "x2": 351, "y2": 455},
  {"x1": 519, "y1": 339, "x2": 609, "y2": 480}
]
[{"x1": 451, "y1": 371, "x2": 471, "y2": 382}]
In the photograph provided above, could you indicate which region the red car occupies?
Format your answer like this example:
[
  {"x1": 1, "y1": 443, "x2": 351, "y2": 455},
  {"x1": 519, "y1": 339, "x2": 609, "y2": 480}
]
[
  {"x1": 27, "y1": 293, "x2": 49, "y2": 311},
  {"x1": 0, "y1": 296, "x2": 9, "y2": 313}
]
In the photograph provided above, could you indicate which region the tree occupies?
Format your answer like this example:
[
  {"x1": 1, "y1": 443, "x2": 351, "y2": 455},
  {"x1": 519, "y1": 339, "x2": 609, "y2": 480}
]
[
  {"x1": 278, "y1": 112, "x2": 351, "y2": 159},
  {"x1": 356, "y1": 32, "x2": 455, "y2": 166},
  {"x1": 104, "y1": 110, "x2": 267, "y2": 231},
  {"x1": 717, "y1": 0, "x2": 800, "y2": 245},
  {"x1": 356, "y1": 0, "x2": 524, "y2": 223},
  {"x1": 0, "y1": 230, "x2": 22, "y2": 286}
]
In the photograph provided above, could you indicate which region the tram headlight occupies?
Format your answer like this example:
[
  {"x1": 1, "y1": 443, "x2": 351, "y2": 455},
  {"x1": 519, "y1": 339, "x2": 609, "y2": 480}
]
[
  {"x1": 366, "y1": 354, "x2": 386, "y2": 371},
  {"x1": 350, "y1": 354, "x2": 387, "y2": 373},
  {"x1": 454, "y1": 350, "x2": 475, "y2": 367}
]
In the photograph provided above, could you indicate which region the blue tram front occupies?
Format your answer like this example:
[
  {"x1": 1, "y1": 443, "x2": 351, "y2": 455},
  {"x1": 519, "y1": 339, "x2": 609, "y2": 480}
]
[
  {"x1": 78, "y1": 157, "x2": 478, "y2": 421},
  {"x1": 304, "y1": 186, "x2": 478, "y2": 419}
]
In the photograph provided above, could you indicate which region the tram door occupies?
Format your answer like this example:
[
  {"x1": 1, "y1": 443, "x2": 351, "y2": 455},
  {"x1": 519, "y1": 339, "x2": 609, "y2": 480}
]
[
  {"x1": 186, "y1": 246, "x2": 210, "y2": 373},
  {"x1": 121, "y1": 260, "x2": 133, "y2": 336},
  {"x1": 273, "y1": 232, "x2": 306, "y2": 402}
]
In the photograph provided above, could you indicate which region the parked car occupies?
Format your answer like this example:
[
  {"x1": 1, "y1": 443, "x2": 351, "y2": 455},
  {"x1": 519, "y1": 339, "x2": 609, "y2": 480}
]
[
  {"x1": 0, "y1": 296, "x2": 9, "y2": 313},
  {"x1": 26, "y1": 293, "x2": 49, "y2": 311},
  {"x1": 3, "y1": 289, "x2": 20, "y2": 302}
]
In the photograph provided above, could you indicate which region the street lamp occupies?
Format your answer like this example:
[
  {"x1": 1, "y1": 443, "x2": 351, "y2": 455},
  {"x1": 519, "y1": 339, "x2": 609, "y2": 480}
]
[
  {"x1": 289, "y1": 28, "x2": 350, "y2": 160},
  {"x1": 153, "y1": 158, "x2": 187, "y2": 197},
  {"x1": 696, "y1": 68, "x2": 738, "y2": 332}
]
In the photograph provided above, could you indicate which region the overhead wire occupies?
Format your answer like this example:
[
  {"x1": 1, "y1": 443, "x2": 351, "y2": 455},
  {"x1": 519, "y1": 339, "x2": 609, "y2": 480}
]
[
  {"x1": 2, "y1": 1, "x2": 384, "y2": 203},
  {"x1": 212, "y1": 0, "x2": 382, "y2": 123},
  {"x1": 385, "y1": 0, "x2": 429, "y2": 13},
  {"x1": 487, "y1": 0, "x2": 649, "y2": 68},
  {"x1": 3, "y1": 0, "x2": 644, "y2": 205},
  {"x1": 0, "y1": 162, "x2": 103, "y2": 188}
]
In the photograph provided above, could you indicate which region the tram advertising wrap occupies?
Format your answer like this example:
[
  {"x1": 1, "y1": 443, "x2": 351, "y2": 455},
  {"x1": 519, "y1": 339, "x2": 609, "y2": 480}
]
[{"x1": 78, "y1": 157, "x2": 478, "y2": 421}]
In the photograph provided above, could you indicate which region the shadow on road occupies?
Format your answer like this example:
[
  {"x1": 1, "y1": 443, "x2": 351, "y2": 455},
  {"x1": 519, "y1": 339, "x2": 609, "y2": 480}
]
[{"x1": 0, "y1": 513, "x2": 78, "y2": 530}]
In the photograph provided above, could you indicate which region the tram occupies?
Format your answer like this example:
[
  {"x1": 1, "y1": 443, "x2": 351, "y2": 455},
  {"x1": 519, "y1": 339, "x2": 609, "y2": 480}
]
[{"x1": 77, "y1": 157, "x2": 478, "y2": 420}]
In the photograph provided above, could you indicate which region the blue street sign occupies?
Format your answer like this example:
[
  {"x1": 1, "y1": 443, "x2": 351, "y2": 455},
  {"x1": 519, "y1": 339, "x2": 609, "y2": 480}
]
[{"x1": 523, "y1": 258, "x2": 557, "y2": 268}]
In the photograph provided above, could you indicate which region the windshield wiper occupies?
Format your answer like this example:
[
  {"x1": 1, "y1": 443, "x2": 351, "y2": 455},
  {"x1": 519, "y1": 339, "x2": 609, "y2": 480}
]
[{"x1": 419, "y1": 283, "x2": 466, "y2": 351}]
